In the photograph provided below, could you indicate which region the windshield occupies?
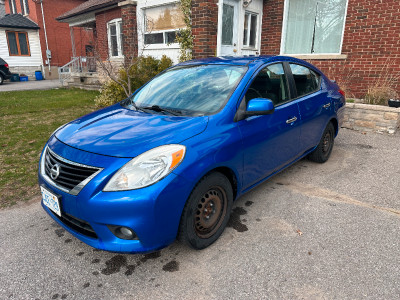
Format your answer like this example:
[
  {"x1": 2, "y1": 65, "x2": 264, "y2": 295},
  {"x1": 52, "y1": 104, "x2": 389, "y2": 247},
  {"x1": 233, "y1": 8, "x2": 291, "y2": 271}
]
[{"x1": 123, "y1": 64, "x2": 246, "y2": 115}]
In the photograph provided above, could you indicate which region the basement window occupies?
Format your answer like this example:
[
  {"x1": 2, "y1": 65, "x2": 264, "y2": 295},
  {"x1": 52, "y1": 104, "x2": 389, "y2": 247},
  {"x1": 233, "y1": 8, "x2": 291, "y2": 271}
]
[
  {"x1": 282, "y1": 0, "x2": 348, "y2": 54},
  {"x1": 143, "y1": 3, "x2": 185, "y2": 45}
]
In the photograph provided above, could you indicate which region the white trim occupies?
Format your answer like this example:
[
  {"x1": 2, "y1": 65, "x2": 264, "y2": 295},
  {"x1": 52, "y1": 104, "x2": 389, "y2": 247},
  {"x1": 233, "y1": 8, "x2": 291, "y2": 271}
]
[
  {"x1": 280, "y1": 0, "x2": 349, "y2": 55},
  {"x1": 68, "y1": 14, "x2": 96, "y2": 27},
  {"x1": 339, "y1": 0, "x2": 349, "y2": 54},
  {"x1": 216, "y1": 0, "x2": 224, "y2": 56},
  {"x1": 107, "y1": 18, "x2": 123, "y2": 58}
]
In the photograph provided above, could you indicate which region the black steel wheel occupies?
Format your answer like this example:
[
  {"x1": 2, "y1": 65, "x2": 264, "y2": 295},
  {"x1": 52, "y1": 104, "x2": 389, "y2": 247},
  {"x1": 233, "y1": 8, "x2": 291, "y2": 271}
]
[
  {"x1": 178, "y1": 172, "x2": 233, "y2": 250},
  {"x1": 308, "y1": 122, "x2": 335, "y2": 163}
]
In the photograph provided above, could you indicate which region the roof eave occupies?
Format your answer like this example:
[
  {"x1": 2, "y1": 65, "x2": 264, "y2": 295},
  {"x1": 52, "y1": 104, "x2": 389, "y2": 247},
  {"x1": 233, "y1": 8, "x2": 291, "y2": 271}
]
[{"x1": 56, "y1": 2, "x2": 119, "y2": 22}]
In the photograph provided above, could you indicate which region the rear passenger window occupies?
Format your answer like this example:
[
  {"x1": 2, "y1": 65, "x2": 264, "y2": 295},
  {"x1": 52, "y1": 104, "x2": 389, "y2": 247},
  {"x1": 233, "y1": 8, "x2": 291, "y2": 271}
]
[{"x1": 289, "y1": 64, "x2": 320, "y2": 97}]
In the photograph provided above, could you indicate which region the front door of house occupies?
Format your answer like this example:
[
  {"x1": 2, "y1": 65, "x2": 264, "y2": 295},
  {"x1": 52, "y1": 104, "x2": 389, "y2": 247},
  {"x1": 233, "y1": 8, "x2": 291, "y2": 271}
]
[{"x1": 220, "y1": 0, "x2": 239, "y2": 56}]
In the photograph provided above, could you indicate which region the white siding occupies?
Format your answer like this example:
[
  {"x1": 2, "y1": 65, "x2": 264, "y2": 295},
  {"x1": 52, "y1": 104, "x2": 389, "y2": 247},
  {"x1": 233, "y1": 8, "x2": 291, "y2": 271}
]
[{"x1": 0, "y1": 28, "x2": 43, "y2": 67}]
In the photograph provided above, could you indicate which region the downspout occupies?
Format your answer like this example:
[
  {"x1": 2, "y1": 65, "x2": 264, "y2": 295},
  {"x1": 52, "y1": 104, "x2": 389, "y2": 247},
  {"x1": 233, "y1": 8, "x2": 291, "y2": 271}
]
[{"x1": 40, "y1": 0, "x2": 51, "y2": 74}]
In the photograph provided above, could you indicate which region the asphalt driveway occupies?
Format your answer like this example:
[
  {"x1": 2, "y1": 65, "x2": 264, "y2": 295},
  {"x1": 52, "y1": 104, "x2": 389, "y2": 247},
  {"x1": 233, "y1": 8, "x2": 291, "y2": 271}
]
[
  {"x1": 0, "y1": 128, "x2": 399, "y2": 300},
  {"x1": 0, "y1": 79, "x2": 61, "y2": 92}
]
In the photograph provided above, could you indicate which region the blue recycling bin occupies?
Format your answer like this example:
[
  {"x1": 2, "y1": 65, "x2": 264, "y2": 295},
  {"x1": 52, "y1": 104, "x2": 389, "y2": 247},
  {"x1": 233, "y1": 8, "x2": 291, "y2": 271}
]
[{"x1": 35, "y1": 71, "x2": 43, "y2": 81}]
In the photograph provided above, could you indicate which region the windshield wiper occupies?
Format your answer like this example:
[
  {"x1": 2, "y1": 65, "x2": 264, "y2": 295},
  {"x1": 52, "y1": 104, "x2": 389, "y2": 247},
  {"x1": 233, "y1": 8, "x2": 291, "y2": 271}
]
[
  {"x1": 129, "y1": 100, "x2": 149, "y2": 113},
  {"x1": 140, "y1": 105, "x2": 182, "y2": 116}
]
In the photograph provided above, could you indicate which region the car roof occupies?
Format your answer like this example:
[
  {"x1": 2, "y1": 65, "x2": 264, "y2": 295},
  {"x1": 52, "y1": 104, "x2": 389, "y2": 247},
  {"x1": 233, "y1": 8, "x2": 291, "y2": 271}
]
[
  {"x1": 178, "y1": 55, "x2": 311, "y2": 66},
  {"x1": 177, "y1": 55, "x2": 324, "y2": 75}
]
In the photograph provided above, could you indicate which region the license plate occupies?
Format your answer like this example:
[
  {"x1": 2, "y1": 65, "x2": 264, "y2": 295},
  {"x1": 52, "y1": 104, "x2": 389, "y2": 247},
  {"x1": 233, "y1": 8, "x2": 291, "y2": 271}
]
[{"x1": 41, "y1": 186, "x2": 61, "y2": 217}]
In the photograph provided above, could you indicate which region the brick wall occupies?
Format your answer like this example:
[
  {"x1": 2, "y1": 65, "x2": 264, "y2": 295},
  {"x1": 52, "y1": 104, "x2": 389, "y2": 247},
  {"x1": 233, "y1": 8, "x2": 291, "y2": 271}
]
[
  {"x1": 5, "y1": 0, "x2": 92, "y2": 67},
  {"x1": 121, "y1": 3, "x2": 138, "y2": 62},
  {"x1": 192, "y1": 0, "x2": 219, "y2": 58},
  {"x1": 261, "y1": 0, "x2": 400, "y2": 99},
  {"x1": 94, "y1": 7, "x2": 122, "y2": 61}
]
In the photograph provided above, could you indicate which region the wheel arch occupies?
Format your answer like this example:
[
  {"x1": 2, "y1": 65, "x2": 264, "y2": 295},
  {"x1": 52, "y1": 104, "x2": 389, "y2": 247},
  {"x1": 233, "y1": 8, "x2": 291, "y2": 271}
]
[
  {"x1": 200, "y1": 166, "x2": 239, "y2": 201},
  {"x1": 330, "y1": 117, "x2": 339, "y2": 137}
]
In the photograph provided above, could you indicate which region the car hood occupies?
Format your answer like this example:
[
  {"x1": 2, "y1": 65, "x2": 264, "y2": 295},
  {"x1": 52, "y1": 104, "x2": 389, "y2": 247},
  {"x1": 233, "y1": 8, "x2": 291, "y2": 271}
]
[{"x1": 55, "y1": 104, "x2": 208, "y2": 158}]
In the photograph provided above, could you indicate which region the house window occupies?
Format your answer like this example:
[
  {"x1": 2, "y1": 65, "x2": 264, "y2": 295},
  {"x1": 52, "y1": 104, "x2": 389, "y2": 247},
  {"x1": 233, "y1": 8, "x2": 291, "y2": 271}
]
[
  {"x1": 6, "y1": 31, "x2": 30, "y2": 56},
  {"x1": 107, "y1": 19, "x2": 123, "y2": 57},
  {"x1": 282, "y1": 0, "x2": 348, "y2": 54},
  {"x1": 20, "y1": 0, "x2": 29, "y2": 15},
  {"x1": 9, "y1": 0, "x2": 17, "y2": 14},
  {"x1": 243, "y1": 12, "x2": 258, "y2": 48},
  {"x1": 144, "y1": 3, "x2": 185, "y2": 45}
]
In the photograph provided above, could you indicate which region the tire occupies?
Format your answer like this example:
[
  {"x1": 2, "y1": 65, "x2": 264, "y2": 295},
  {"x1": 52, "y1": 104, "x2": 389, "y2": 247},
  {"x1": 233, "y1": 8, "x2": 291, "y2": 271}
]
[
  {"x1": 308, "y1": 122, "x2": 335, "y2": 163},
  {"x1": 178, "y1": 172, "x2": 233, "y2": 250},
  {"x1": 0, "y1": 74, "x2": 4, "y2": 85}
]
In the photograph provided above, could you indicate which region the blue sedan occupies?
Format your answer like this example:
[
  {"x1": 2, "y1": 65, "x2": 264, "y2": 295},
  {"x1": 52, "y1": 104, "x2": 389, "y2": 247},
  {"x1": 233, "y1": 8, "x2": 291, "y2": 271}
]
[{"x1": 38, "y1": 56, "x2": 345, "y2": 253}]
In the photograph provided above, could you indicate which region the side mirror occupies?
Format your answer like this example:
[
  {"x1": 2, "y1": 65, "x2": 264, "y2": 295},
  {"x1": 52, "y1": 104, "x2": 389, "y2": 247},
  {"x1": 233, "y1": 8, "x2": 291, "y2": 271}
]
[{"x1": 246, "y1": 98, "x2": 275, "y2": 116}]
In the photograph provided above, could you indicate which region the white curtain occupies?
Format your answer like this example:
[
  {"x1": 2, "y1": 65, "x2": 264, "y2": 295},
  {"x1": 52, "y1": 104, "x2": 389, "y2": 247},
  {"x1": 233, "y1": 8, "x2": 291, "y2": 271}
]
[{"x1": 284, "y1": 0, "x2": 347, "y2": 54}]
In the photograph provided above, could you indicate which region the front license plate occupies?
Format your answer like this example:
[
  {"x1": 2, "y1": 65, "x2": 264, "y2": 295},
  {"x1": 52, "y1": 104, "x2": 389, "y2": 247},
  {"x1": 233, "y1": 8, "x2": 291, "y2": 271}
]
[{"x1": 41, "y1": 186, "x2": 61, "y2": 217}]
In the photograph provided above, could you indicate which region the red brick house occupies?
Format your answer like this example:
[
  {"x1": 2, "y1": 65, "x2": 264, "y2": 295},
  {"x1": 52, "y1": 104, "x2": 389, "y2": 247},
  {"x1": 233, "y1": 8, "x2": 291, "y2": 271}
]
[
  {"x1": 1, "y1": 0, "x2": 93, "y2": 78},
  {"x1": 58, "y1": 0, "x2": 400, "y2": 98}
]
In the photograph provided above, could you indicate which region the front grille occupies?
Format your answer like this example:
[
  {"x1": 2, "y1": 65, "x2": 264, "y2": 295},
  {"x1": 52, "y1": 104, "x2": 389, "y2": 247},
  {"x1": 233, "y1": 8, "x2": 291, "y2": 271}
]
[
  {"x1": 42, "y1": 147, "x2": 102, "y2": 195},
  {"x1": 52, "y1": 210, "x2": 98, "y2": 239}
]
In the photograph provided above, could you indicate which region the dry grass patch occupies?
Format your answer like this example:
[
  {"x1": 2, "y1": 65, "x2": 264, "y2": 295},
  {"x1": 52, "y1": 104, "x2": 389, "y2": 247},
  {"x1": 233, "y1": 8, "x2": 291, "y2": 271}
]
[{"x1": 0, "y1": 88, "x2": 98, "y2": 208}]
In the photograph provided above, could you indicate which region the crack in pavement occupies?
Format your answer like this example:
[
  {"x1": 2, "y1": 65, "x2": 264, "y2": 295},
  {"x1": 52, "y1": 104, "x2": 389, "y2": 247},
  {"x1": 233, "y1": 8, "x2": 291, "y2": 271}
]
[{"x1": 274, "y1": 180, "x2": 400, "y2": 217}]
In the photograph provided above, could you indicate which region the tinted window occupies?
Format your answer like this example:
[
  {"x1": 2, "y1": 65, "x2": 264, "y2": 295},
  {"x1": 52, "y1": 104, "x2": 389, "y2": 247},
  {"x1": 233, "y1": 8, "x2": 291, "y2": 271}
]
[
  {"x1": 244, "y1": 63, "x2": 289, "y2": 106},
  {"x1": 289, "y1": 64, "x2": 320, "y2": 97}
]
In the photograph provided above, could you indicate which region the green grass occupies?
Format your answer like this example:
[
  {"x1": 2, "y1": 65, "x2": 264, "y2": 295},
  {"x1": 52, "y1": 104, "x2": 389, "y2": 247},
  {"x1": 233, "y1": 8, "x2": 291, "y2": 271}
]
[{"x1": 0, "y1": 88, "x2": 99, "y2": 208}]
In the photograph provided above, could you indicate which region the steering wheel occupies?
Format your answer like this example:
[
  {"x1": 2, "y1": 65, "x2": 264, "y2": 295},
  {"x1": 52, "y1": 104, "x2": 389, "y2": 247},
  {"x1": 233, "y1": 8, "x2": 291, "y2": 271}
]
[{"x1": 246, "y1": 88, "x2": 263, "y2": 99}]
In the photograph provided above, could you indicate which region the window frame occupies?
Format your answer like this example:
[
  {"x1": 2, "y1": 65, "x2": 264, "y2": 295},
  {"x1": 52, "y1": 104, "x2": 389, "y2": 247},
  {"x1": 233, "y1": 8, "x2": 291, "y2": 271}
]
[
  {"x1": 20, "y1": 0, "x2": 29, "y2": 15},
  {"x1": 142, "y1": 2, "x2": 183, "y2": 48},
  {"x1": 242, "y1": 11, "x2": 259, "y2": 49},
  {"x1": 280, "y1": 0, "x2": 349, "y2": 56},
  {"x1": 241, "y1": 62, "x2": 293, "y2": 108},
  {"x1": 107, "y1": 18, "x2": 123, "y2": 58},
  {"x1": 285, "y1": 62, "x2": 322, "y2": 100},
  {"x1": 6, "y1": 30, "x2": 31, "y2": 56},
  {"x1": 9, "y1": 0, "x2": 17, "y2": 14}
]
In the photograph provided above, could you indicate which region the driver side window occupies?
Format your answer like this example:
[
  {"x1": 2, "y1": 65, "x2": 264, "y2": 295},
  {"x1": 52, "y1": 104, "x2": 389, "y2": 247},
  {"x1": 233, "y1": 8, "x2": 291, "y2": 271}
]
[{"x1": 245, "y1": 63, "x2": 289, "y2": 106}]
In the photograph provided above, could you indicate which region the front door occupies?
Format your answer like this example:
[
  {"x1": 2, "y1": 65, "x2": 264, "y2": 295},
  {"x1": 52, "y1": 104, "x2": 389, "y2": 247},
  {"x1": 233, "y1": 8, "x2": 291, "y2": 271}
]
[
  {"x1": 237, "y1": 63, "x2": 302, "y2": 190},
  {"x1": 220, "y1": 0, "x2": 239, "y2": 56}
]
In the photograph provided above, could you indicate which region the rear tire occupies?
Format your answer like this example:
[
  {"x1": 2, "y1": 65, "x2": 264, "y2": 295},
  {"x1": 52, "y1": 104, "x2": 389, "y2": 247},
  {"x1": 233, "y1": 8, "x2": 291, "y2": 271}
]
[
  {"x1": 308, "y1": 122, "x2": 335, "y2": 163},
  {"x1": 0, "y1": 74, "x2": 4, "y2": 85},
  {"x1": 178, "y1": 172, "x2": 233, "y2": 250}
]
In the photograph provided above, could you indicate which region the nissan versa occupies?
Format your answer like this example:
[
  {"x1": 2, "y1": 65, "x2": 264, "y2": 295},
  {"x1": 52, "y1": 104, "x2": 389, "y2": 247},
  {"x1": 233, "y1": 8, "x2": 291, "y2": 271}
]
[{"x1": 39, "y1": 56, "x2": 345, "y2": 253}]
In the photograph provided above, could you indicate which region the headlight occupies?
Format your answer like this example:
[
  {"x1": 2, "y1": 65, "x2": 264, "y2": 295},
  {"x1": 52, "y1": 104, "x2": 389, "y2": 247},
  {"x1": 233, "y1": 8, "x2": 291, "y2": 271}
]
[{"x1": 103, "y1": 144, "x2": 186, "y2": 191}]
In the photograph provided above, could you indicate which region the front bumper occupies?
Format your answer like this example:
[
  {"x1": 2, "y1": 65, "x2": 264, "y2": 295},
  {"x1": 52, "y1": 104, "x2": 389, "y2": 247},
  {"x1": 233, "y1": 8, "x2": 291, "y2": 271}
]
[{"x1": 38, "y1": 137, "x2": 194, "y2": 253}]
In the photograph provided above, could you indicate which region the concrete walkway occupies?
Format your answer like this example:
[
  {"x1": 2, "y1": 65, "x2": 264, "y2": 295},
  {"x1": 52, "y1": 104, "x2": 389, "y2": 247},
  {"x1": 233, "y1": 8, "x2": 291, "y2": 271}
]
[{"x1": 0, "y1": 79, "x2": 61, "y2": 92}]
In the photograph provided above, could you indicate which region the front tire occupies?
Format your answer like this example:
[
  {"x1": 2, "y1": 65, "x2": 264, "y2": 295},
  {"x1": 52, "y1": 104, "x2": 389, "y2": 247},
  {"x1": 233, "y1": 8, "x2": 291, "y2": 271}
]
[
  {"x1": 178, "y1": 172, "x2": 233, "y2": 250},
  {"x1": 308, "y1": 122, "x2": 335, "y2": 163}
]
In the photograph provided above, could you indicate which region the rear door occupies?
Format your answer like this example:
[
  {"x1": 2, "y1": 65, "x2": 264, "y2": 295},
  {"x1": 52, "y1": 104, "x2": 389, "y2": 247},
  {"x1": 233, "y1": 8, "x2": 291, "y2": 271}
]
[
  {"x1": 237, "y1": 63, "x2": 302, "y2": 190},
  {"x1": 286, "y1": 63, "x2": 331, "y2": 153}
]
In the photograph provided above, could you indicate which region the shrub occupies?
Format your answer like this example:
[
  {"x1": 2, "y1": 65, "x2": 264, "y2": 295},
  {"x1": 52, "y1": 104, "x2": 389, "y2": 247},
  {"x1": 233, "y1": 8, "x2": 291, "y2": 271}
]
[
  {"x1": 364, "y1": 59, "x2": 399, "y2": 106},
  {"x1": 365, "y1": 86, "x2": 398, "y2": 106},
  {"x1": 95, "y1": 55, "x2": 173, "y2": 107}
]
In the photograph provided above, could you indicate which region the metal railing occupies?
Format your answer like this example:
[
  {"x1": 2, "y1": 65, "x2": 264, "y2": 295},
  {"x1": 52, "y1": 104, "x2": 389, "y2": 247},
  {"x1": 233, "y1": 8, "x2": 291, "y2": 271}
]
[{"x1": 58, "y1": 56, "x2": 97, "y2": 84}]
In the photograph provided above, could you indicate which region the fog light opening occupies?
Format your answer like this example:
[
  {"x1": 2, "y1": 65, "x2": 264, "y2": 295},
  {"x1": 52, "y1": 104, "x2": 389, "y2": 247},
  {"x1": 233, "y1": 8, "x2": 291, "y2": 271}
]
[{"x1": 107, "y1": 225, "x2": 138, "y2": 240}]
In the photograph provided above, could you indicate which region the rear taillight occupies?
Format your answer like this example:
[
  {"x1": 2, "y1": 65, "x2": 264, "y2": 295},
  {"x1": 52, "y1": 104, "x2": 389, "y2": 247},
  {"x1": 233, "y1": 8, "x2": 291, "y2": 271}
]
[
  {"x1": 339, "y1": 89, "x2": 345, "y2": 97},
  {"x1": 4, "y1": 64, "x2": 9, "y2": 68}
]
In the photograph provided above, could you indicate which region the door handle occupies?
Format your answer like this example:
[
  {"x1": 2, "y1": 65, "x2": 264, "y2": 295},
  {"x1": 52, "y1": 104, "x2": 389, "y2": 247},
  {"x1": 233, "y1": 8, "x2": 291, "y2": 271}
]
[
  {"x1": 323, "y1": 103, "x2": 331, "y2": 108},
  {"x1": 286, "y1": 117, "x2": 297, "y2": 124}
]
